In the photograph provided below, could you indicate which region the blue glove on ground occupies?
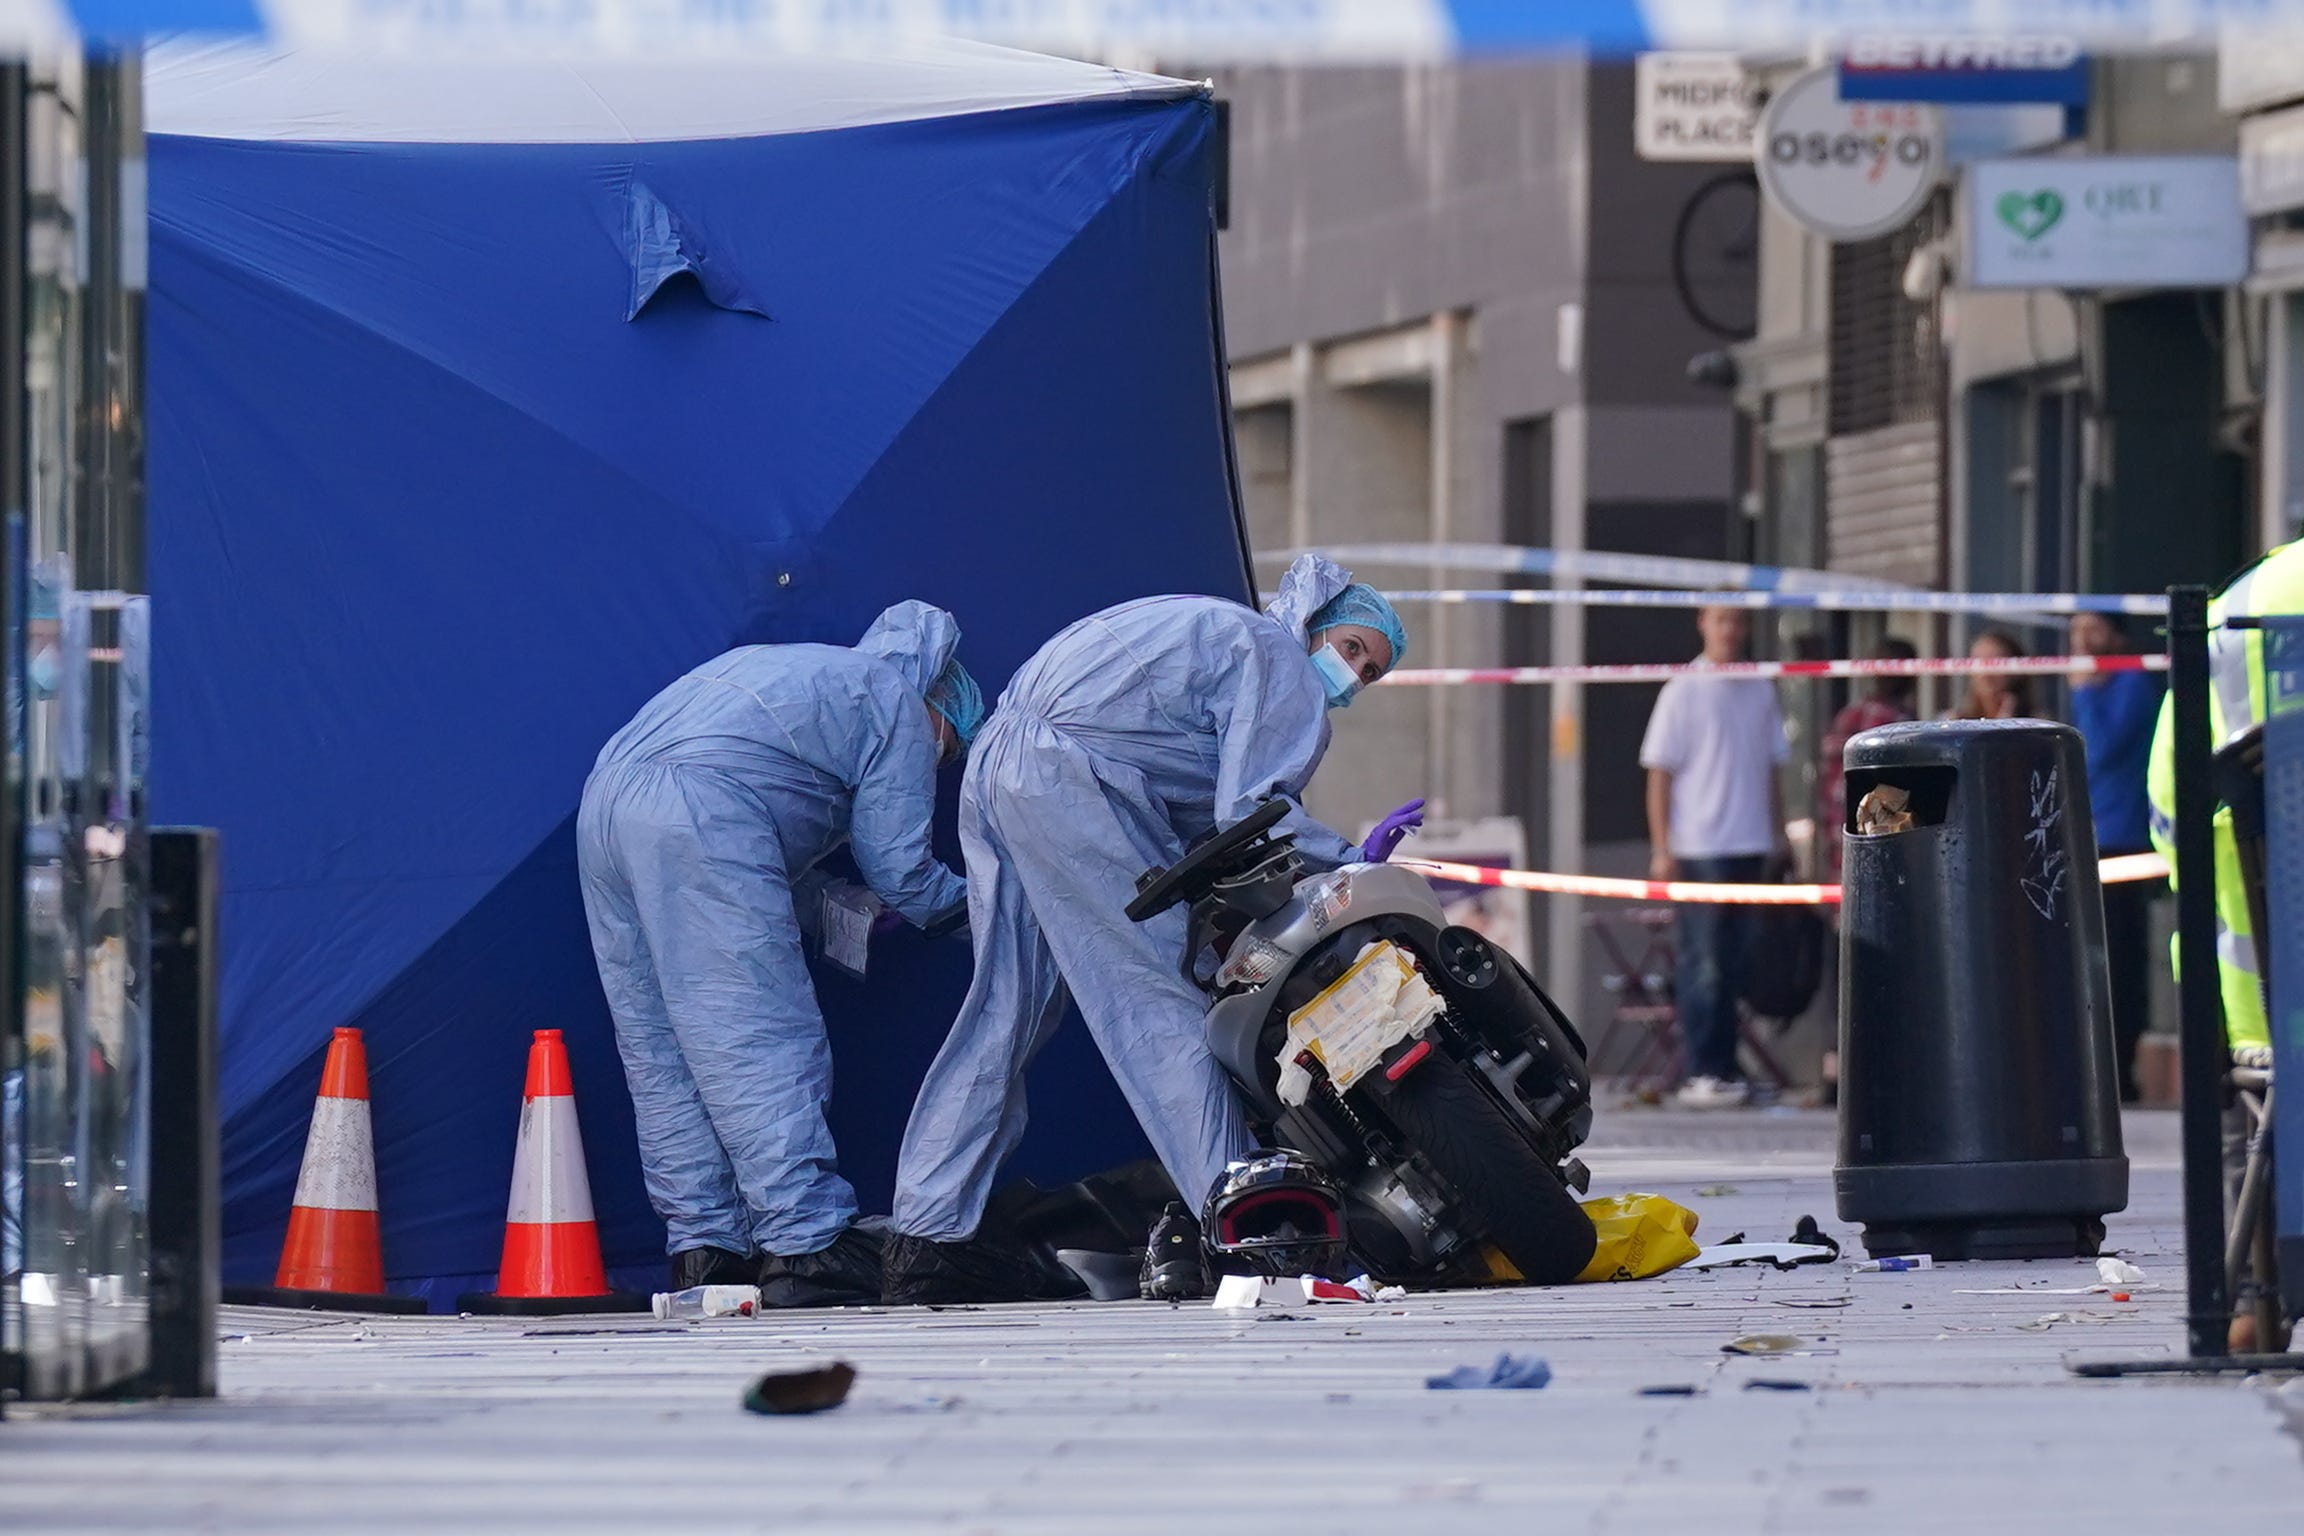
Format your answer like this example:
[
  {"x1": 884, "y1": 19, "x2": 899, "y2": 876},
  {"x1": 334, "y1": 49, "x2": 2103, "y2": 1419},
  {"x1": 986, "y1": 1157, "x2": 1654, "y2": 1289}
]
[{"x1": 1361, "y1": 798, "x2": 1426, "y2": 863}]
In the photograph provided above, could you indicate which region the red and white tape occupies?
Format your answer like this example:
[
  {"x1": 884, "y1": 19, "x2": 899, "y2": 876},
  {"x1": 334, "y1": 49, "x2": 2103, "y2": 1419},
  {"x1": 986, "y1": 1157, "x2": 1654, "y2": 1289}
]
[
  {"x1": 1382, "y1": 653, "x2": 2167, "y2": 688},
  {"x1": 1399, "y1": 851, "x2": 2170, "y2": 906}
]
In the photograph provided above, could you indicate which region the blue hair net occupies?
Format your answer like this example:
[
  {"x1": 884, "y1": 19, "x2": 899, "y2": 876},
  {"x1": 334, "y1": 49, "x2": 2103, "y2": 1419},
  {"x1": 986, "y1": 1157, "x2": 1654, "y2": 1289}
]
[
  {"x1": 1308, "y1": 583, "x2": 1408, "y2": 669},
  {"x1": 926, "y1": 660, "x2": 986, "y2": 745}
]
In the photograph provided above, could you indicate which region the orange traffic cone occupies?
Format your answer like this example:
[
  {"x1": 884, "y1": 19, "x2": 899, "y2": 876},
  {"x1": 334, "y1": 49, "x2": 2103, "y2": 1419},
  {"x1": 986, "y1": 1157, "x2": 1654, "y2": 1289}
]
[
  {"x1": 458, "y1": 1030, "x2": 647, "y2": 1315},
  {"x1": 225, "y1": 1027, "x2": 425, "y2": 1313}
]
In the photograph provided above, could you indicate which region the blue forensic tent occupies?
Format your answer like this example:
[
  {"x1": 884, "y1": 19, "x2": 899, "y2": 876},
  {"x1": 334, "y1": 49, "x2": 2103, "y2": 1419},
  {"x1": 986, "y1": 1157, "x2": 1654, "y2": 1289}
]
[{"x1": 145, "y1": 42, "x2": 1252, "y2": 1304}]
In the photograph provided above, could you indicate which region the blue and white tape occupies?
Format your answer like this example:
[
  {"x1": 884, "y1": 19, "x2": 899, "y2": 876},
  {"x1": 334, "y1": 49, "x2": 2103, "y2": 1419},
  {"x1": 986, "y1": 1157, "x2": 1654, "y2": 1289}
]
[
  {"x1": 28, "y1": 0, "x2": 2284, "y2": 57},
  {"x1": 1267, "y1": 542, "x2": 1914, "y2": 594},
  {"x1": 1380, "y1": 587, "x2": 2168, "y2": 618}
]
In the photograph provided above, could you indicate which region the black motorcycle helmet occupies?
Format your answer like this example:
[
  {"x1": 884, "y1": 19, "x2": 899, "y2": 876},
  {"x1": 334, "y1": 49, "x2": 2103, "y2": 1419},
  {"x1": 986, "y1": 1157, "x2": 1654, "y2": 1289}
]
[{"x1": 1202, "y1": 1150, "x2": 1350, "y2": 1279}]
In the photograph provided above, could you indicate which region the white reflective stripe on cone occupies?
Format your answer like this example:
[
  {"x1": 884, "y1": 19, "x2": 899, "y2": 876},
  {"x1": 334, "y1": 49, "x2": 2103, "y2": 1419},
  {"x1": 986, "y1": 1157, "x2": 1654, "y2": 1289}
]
[
  {"x1": 506, "y1": 1094, "x2": 597, "y2": 1224},
  {"x1": 291, "y1": 1096, "x2": 379, "y2": 1212}
]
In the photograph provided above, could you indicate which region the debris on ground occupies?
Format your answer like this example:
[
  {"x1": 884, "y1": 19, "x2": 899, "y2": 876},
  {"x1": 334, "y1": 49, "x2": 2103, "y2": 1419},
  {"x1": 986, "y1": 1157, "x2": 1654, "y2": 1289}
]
[
  {"x1": 1689, "y1": 1241, "x2": 1837, "y2": 1271},
  {"x1": 1426, "y1": 1353, "x2": 1552, "y2": 1390},
  {"x1": 892, "y1": 1393, "x2": 965, "y2": 1413},
  {"x1": 742, "y1": 1361, "x2": 857, "y2": 1415},
  {"x1": 1789, "y1": 1215, "x2": 1841, "y2": 1259},
  {"x1": 1692, "y1": 1184, "x2": 1740, "y2": 1197},
  {"x1": 2098, "y1": 1257, "x2": 2150, "y2": 1286},
  {"x1": 1212, "y1": 1275, "x2": 1381, "y2": 1309},
  {"x1": 1686, "y1": 1218, "x2": 1842, "y2": 1272},
  {"x1": 1850, "y1": 1254, "x2": 1933, "y2": 1273},
  {"x1": 1639, "y1": 1384, "x2": 1702, "y2": 1396},
  {"x1": 2014, "y1": 1311, "x2": 2129, "y2": 1332},
  {"x1": 1723, "y1": 1334, "x2": 1836, "y2": 1356},
  {"x1": 1956, "y1": 1275, "x2": 2162, "y2": 1296},
  {"x1": 1742, "y1": 1379, "x2": 1814, "y2": 1392},
  {"x1": 652, "y1": 1284, "x2": 760, "y2": 1320}
]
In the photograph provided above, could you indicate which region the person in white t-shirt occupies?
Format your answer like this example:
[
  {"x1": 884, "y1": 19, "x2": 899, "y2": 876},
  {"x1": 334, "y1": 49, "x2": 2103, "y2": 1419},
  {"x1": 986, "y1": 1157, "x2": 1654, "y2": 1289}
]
[{"x1": 1639, "y1": 606, "x2": 1790, "y2": 1109}]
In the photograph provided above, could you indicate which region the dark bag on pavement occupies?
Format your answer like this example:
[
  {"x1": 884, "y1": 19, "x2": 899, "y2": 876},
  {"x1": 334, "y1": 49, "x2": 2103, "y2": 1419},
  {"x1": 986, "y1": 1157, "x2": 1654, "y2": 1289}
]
[{"x1": 1740, "y1": 867, "x2": 1826, "y2": 1023}]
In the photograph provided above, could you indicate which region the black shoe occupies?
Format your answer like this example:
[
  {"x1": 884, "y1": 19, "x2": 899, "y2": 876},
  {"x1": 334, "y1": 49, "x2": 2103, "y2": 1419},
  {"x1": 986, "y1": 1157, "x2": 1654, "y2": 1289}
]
[
  {"x1": 670, "y1": 1245, "x2": 755, "y2": 1291},
  {"x1": 1139, "y1": 1201, "x2": 1209, "y2": 1301},
  {"x1": 759, "y1": 1227, "x2": 884, "y2": 1309},
  {"x1": 881, "y1": 1231, "x2": 1088, "y2": 1306}
]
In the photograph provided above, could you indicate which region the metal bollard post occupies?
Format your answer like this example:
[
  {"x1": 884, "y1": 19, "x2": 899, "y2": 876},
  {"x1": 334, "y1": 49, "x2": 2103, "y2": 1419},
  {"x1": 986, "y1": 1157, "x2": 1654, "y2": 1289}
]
[
  {"x1": 2169, "y1": 585, "x2": 2230, "y2": 1358},
  {"x1": 141, "y1": 829, "x2": 220, "y2": 1397}
]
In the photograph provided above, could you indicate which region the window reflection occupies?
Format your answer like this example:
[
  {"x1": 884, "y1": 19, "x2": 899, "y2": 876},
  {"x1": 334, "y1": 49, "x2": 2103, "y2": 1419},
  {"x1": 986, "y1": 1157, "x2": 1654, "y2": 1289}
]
[{"x1": 4, "y1": 50, "x2": 149, "y2": 1403}]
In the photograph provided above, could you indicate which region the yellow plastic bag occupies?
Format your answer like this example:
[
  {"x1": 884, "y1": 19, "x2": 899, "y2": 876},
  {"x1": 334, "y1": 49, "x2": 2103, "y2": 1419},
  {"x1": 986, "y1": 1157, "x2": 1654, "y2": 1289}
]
[
  {"x1": 1476, "y1": 1192, "x2": 1701, "y2": 1285},
  {"x1": 1573, "y1": 1192, "x2": 1701, "y2": 1283}
]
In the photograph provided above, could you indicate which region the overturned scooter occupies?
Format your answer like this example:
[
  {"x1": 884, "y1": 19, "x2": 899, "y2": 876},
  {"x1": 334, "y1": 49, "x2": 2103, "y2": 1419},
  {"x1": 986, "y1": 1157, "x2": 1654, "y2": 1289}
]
[{"x1": 1128, "y1": 798, "x2": 1599, "y2": 1287}]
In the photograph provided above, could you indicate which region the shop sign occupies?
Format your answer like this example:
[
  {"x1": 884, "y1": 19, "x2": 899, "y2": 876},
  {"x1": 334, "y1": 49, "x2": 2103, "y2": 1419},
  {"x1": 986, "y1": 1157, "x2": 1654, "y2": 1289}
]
[
  {"x1": 1756, "y1": 68, "x2": 1944, "y2": 243},
  {"x1": 1967, "y1": 156, "x2": 2247, "y2": 289},
  {"x1": 1840, "y1": 34, "x2": 2089, "y2": 105},
  {"x1": 2242, "y1": 103, "x2": 2304, "y2": 216}
]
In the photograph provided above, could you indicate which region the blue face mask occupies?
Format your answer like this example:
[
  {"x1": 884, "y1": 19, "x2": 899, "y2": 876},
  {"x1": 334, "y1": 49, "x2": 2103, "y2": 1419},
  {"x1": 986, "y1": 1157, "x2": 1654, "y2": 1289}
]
[{"x1": 1309, "y1": 642, "x2": 1361, "y2": 709}]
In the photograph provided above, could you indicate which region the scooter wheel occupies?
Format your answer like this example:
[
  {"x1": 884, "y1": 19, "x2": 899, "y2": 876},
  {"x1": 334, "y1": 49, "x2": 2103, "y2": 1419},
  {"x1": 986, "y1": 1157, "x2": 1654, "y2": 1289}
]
[{"x1": 1380, "y1": 1052, "x2": 1598, "y2": 1285}]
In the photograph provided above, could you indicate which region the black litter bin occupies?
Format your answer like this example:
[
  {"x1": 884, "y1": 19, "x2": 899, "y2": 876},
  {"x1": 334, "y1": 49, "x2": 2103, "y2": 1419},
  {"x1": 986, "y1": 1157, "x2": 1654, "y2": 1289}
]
[{"x1": 1836, "y1": 718, "x2": 2128, "y2": 1259}]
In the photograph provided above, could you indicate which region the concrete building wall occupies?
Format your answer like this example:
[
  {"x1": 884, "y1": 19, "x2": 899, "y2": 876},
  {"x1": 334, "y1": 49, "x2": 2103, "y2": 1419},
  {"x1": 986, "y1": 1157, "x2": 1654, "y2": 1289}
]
[
  {"x1": 1211, "y1": 59, "x2": 1744, "y2": 1019},
  {"x1": 1217, "y1": 63, "x2": 1591, "y2": 371}
]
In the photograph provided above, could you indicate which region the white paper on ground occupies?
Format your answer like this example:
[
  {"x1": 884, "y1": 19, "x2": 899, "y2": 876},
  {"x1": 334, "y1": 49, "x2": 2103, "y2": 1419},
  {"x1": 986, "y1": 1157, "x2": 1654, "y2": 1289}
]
[
  {"x1": 1687, "y1": 1242, "x2": 1836, "y2": 1270},
  {"x1": 1212, "y1": 1274, "x2": 1271, "y2": 1309},
  {"x1": 1954, "y1": 1284, "x2": 2163, "y2": 1295},
  {"x1": 1214, "y1": 1275, "x2": 1384, "y2": 1308}
]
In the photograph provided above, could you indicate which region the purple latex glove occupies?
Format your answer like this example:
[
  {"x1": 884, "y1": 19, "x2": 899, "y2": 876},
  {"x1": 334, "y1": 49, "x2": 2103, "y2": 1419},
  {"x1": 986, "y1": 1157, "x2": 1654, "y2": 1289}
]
[
  {"x1": 870, "y1": 908, "x2": 906, "y2": 938},
  {"x1": 1361, "y1": 799, "x2": 1426, "y2": 863}
]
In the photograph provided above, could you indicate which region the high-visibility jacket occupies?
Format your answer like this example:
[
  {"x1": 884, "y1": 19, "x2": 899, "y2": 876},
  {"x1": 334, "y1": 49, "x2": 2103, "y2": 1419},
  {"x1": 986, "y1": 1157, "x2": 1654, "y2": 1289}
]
[{"x1": 2145, "y1": 542, "x2": 2304, "y2": 1051}]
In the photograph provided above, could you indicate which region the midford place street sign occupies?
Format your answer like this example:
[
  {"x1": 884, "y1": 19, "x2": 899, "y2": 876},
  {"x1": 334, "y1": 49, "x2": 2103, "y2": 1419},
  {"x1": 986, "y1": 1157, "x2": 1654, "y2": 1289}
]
[{"x1": 1636, "y1": 52, "x2": 1759, "y2": 162}]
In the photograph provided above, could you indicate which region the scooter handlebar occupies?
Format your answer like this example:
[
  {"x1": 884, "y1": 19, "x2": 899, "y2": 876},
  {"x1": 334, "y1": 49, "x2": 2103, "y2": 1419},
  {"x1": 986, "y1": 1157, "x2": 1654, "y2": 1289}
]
[{"x1": 1126, "y1": 796, "x2": 1295, "y2": 923}]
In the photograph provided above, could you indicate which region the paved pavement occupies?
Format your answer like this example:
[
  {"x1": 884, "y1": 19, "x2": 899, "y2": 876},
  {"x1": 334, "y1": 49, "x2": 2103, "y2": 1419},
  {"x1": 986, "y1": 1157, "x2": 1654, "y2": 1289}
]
[{"x1": 4, "y1": 1107, "x2": 2301, "y2": 1534}]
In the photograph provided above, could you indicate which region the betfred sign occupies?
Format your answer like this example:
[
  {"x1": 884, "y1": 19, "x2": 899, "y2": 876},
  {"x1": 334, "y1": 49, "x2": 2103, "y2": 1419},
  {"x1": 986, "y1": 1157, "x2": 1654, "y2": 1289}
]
[
  {"x1": 1635, "y1": 52, "x2": 1759, "y2": 163},
  {"x1": 1840, "y1": 34, "x2": 2090, "y2": 105}
]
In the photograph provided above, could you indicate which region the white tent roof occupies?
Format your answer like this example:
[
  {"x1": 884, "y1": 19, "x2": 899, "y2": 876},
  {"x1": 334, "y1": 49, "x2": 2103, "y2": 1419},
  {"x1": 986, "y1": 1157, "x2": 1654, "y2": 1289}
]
[{"x1": 145, "y1": 37, "x2": 1202, "y2": 144}]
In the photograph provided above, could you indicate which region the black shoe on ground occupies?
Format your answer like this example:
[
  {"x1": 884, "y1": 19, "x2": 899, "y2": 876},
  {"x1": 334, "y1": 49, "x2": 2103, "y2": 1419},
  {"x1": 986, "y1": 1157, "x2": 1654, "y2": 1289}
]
[
  {"x1": 670, "y1": 1245, "x2": 755, "y2": 1291},
  {"x1": 1139, "y1": 1201, "x2": 1209, "y2": 1301},
  {"x1": 881, "y1": 1230, "x2": 1088, "y2": 1306},
  {"x1": 760, "y1": 1226, "x2": 885, "y2": 1309}
]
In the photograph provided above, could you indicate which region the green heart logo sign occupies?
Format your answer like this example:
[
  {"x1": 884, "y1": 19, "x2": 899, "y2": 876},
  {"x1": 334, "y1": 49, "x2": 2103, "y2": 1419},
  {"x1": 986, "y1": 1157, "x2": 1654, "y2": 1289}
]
[{"x1": 1996, "y1": 189, "x2": 2064, "y2": 242}]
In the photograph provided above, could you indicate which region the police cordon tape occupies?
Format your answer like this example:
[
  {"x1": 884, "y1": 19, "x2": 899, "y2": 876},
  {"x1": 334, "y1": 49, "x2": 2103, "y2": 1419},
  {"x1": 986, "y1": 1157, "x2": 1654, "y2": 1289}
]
[
  {"x1": 1380, "y1": 653, "x2": 2168, "y2": 687},
  {"x1": 1379, "y1": 587, "x2": 2169, "y2": 618},
  {"x1": 1397, "y1": 852, "x2": 2171, "y2": 907},
  {"x1": 1266, "y1": 542, "x2": 1914, "y2": 593}
]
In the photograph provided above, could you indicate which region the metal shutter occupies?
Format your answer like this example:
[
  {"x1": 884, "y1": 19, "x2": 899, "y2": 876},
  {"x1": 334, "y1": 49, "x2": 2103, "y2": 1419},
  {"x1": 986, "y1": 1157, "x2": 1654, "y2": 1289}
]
[
  {"x1": 1825, "y1": 207, "x2": 1943, "y2": 586},
  {"x1": 1826, "y1": 423, "x2": 1941, "y2": 587}
]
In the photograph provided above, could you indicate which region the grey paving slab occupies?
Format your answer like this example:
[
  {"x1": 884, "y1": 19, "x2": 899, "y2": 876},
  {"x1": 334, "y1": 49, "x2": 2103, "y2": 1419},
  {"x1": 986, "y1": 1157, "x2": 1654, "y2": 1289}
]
[{"x1": 3, "y1": 1108, "x2": 2300, "y2": 1535}]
